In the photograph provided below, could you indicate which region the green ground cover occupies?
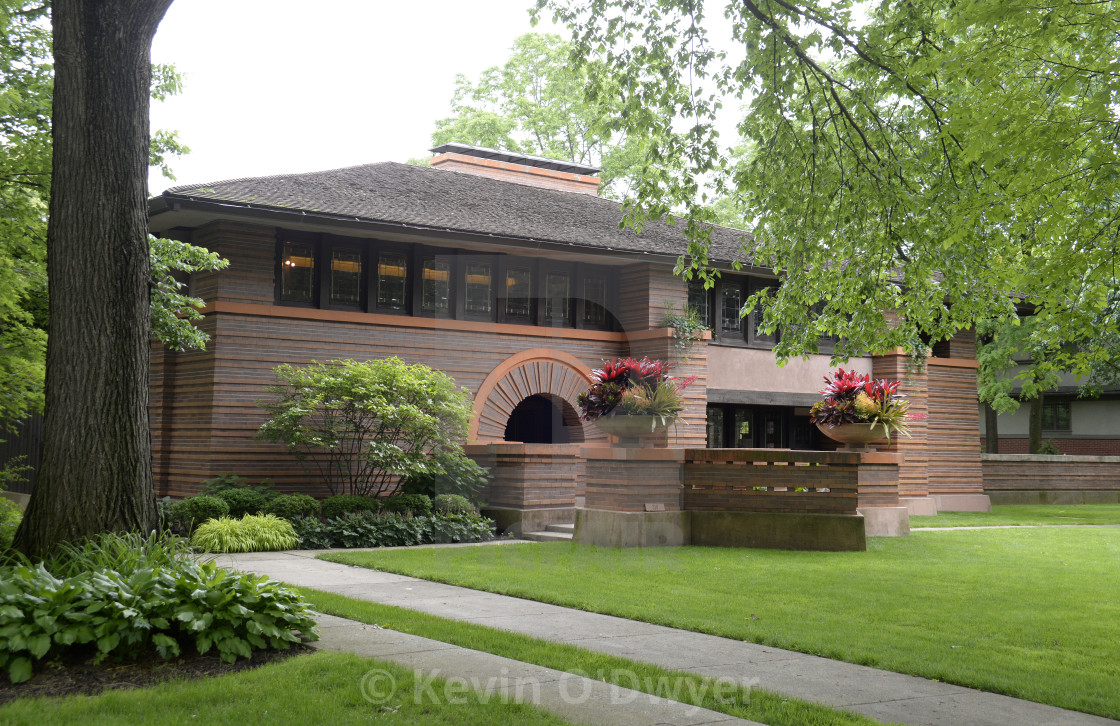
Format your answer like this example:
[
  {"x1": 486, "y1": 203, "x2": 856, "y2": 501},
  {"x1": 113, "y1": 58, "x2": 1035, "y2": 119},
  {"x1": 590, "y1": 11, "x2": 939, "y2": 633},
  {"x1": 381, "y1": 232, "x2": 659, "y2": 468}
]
[
  {"x1": 298, "y1": 588, "x2": 891, "y2": 726},
  {"x1": 911, "y1": 503, "x2": 1120, "y2": 528},
  {"x1": 322, "y1": 528, "x2": 1120, "y2": 719},
  {"x1": 0, "y1": 651, "x2": 576, "y2": 726}
]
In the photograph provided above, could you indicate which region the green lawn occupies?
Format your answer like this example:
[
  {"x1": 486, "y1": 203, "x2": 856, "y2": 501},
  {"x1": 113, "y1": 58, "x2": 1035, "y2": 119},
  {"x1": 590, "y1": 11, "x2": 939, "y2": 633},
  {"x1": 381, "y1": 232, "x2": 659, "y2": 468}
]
[
  {"x1": 0, "y1": 651, "x2": 577, "y2": 726},
  {"x1": 321, "y1": 528, "x2": 1120, "y2": 719},
  {"x1": 298, "y1": 588, "x2": 892, "y2": 726},
  {"x1": 911, "y1": 503, "x2": 1120, "y2": 528}
]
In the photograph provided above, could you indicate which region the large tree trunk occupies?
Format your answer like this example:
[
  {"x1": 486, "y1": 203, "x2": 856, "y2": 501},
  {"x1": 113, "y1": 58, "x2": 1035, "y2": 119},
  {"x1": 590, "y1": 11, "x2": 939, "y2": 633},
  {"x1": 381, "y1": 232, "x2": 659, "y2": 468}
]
[
  {"x1": 983, "y1": 402, "x2": 999, "y2": 454},
  {"x1": 1028, "y1": 393, "x2": 1044, "y2": 454},
  {"x1": 14, "y1": 0, "x2": 174, "y2": 557}
]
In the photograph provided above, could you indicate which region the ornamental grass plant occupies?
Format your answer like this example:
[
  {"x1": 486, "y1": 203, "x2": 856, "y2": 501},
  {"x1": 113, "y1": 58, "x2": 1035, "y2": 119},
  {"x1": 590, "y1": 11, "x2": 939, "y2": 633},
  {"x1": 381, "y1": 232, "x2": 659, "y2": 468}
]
[{"x1": 809, "y1": 368, "x2": 914, "y2": 442}]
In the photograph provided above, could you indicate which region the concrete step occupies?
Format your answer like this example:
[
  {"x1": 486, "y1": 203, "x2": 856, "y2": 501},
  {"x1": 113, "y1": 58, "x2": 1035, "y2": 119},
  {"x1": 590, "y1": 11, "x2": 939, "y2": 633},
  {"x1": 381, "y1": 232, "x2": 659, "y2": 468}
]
[
  {"x1": 522, "y1": 530, "x2": 573, "y2": 542},
  {"x1": 545, "y1": 523, "x2": 575, "y2": 534}
]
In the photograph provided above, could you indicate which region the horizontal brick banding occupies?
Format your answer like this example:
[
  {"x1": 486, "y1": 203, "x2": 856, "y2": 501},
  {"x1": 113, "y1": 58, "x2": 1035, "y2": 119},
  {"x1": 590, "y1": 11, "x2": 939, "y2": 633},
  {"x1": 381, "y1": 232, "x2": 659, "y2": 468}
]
[
  {"x1": 985, "y1": 437, "x2": 1120, "y2": 457},
  {"x1": 982, "y1": 454, "x2": 1120, "y2": 492},
  {"x1": 925, "y1": 359, "x2": 983, "y2": 495},
  {"x1": 467, "y1": 443, "x2": 586, "y2": 509}
]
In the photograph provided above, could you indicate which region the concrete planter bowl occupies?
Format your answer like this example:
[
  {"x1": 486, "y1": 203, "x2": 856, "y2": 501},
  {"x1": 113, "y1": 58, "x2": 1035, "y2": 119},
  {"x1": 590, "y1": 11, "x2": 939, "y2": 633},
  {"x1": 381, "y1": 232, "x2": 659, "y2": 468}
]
[
  {"x1": 593, "y1": 414, "x2": 670, "y2": 447},
  {"x1": 816, "y1": 422, "x2": 886, "y2": 449}
]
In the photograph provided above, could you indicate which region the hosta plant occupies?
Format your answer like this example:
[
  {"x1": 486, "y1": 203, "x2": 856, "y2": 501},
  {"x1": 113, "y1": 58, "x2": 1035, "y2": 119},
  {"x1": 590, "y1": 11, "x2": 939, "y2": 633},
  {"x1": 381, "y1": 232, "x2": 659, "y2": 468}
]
[{"x1": 809, "y1": 368, "x2": 914, "y2": 443}]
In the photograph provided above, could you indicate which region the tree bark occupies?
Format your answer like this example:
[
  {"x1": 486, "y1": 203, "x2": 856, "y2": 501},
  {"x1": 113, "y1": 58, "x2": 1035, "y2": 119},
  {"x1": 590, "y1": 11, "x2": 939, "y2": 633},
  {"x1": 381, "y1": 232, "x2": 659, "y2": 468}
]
[
  {"x1": 14, "y1": 0, "x2": 174, "y2": 557},
  {"x1": 983, "y1": 402, "x2": 999, "y2": 454},
  {"x1": 1028, "y1": 393, "x2": 1044, "y2": 455}
]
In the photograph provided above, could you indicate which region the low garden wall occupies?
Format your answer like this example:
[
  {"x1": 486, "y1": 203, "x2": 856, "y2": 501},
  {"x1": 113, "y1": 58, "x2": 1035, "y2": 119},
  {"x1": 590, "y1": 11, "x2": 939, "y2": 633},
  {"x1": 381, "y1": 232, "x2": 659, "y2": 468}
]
[
  {"x1": 982, "y1": 454, "x2": 1120, "y2": 504},
  {"x1": 576, "y1": 448, "x2": 906, "y2": 550}
]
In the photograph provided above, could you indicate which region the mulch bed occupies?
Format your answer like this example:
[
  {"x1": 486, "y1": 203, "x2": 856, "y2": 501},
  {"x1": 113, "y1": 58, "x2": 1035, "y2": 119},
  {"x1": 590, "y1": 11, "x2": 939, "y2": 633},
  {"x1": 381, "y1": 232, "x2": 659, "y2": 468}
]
[{"x1": 0, "y1": 644, "x2": 314, "y2": 704}]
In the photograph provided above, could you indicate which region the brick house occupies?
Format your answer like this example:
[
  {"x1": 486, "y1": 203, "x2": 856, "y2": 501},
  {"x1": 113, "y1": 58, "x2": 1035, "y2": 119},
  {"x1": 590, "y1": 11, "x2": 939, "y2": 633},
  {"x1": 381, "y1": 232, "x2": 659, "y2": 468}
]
[{"x1": 147, "y1": 143, "x2": 988, "y2": 521}]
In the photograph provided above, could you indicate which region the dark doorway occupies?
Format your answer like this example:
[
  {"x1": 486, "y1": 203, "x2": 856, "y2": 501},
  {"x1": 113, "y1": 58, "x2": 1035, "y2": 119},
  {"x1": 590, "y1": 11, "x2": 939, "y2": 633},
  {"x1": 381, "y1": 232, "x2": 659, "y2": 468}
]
[{"x1": 504, "y1": 394, "x2": 582, "y2": 444}]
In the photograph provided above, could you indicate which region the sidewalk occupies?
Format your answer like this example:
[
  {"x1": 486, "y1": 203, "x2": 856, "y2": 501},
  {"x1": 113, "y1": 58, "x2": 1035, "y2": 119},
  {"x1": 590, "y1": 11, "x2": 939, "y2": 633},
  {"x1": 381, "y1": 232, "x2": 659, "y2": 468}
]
[{"x1": 215, "y1": 549, "x2": 1119, "y2": 726}]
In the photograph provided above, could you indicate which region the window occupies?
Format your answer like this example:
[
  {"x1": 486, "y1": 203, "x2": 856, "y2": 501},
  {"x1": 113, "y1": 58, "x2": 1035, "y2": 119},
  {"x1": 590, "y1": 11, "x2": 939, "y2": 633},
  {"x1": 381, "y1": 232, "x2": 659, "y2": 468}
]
[
  {"x1": 582, "y1": 275, "x2": 608, "y2": 327},
  {"x1": 375, "y1": 252, "x2": 408, "y2": 311},
  {"x1": 545, "y1": 272, "x2": 571, "y2": 323},
  {"x1": 749, "y1": 279, "x2": 777, "y2": 345},
  {"x1": 706, "y1": 406, "x2": 724, "y2": 448},
  {"x1": 279, "y1": 240, "x2": 316, "y2": 304},
  {"x1": 721, "y1": 283, "x2": 742, "y2": 337},
  {"x1": 1042, "y1": 401, "x2": 1071, "y2": 431},
  {"x1": 420, "y1": 256, "x2": 451, "y2": 315},
  {"x1": 688, "y1": 279, "x2": 710, "y2": 327},
  {"x1": 329, "y1": 247, "x2": 363, "y2": 307},
  {"x1": 464, "y1": 262, "x2": 492, "y2": 316},
  {"x1": 504, "y1": 265, "x2": 532, "y2": 319}
]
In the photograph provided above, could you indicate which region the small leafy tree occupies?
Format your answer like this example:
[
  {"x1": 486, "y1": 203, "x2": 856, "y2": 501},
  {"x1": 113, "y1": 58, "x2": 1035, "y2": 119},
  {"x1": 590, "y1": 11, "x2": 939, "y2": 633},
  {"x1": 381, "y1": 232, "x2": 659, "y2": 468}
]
[{"x1": 257, "y1": 358, "x2": 485, "y2": 497}]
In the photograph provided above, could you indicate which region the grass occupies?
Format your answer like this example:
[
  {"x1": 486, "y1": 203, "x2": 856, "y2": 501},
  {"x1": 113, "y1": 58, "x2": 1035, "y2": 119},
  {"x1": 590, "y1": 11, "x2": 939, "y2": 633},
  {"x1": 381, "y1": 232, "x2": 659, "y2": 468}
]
[
  {"x1": 0, "y1": 650, "x2": 578, "y2": 726},
  {"x1": 297, "y1": 587, "x2": 893, "y2": 726},
  {"x1": 911, "y1": 503, "x2": 1120, "y2": 528},
  {"x1": 321, "y1": 527, "x2": 1120, "y2": 719}
]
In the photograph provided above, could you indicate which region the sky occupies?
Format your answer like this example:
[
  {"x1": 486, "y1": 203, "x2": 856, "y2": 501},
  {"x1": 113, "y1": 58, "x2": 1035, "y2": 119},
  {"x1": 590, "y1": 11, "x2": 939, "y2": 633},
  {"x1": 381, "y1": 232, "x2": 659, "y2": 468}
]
[{"x1": 148, "y1": 0, "x2": 564, "y2": 194}]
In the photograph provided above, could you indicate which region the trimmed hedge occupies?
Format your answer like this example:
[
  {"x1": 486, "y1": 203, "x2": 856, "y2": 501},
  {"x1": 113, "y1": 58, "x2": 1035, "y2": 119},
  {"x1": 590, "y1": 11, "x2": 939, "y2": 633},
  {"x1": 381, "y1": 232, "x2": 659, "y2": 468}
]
[
  {"x1": 384, "y1": 493, "x2": 433, "y2": 516},
  {"x1": 291, "y1": 511, "x2": 494, "y2": 550},
  {"x1": 170, "y1": 495, "x2": 230, "y2": 533},
  {"x1": 265, "y1": 493, "x2": 320, "y2": 520},
  {"x1": 213, "y1": 488, "x2": 272, "y2": 519},
  {"x1": 320, "y1": 495, "x2": 381, "y2": 519}
]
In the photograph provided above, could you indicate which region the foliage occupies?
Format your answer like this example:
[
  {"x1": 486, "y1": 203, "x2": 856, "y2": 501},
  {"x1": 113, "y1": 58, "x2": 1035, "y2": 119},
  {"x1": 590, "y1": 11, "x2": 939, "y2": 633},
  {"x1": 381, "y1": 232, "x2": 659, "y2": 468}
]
[
  {"x1": 536, "y1": 0, "x2": 1120, "y2": 393},
  {"x1": 809, "y1": 369, "x2": 913, "y2": 442},
  {"x1": 0, "y1": 4, "x2": 218, "y2": 430},
  {"x1": 429, "y1": 32, "x2": 645, "y2": 197},
  {"x1": 212, "y1": 488, "x2": 272, "y2": 520},
  {"x1": 190, "y1": 514, "x2": 301, "y2": 554},
  {"x1": 0, "y1": 455, "x2": 31, "y2": 491},
  {"x1": 289, "y1": 511, "x2": 495, "y2": 550},
  {"x1": 169, "y1": 495, "x2": 230, "y2": 533},
  {"x1": 256, "y1": 358, "x2": 478, "y2": 497},
  {"x1": 577, "y1": 357, "x2": 695, "y2": 423},
  {"x1": 660, "y1": 302, "x2": 709, "y2": 358},
  {"x1": 384, "y1": 493, "x2": 433, "y2": 517},
  {"x1": 149, "y1": 235, "x2": 229, "y2": 351},
  {"x1": 41, "y1": 530, "x2": 190, "y2": 579},
  {"x1": 1037, "y1": 440, "x2": 1062, "y2": 456},
  {"x1": 433, "y1": 494, "x2": 476, "y2": 515},
  {"x1": 264, "y1": 493, "x2": 320, "y2": 521},
  {"x1": 0, "y1": 498, "x2": 20, "y2": 551},
  {"x1": 319, "y1": 494, "x2": 382, "y2": 520},
  {"x1": 199, "y1": 472, "x2": 276, "y2": 497},
  {"x1": 0, "y1": 531, "x2": 317, "y2": 683},
  {"x1": 398, "y1": 454, "x2": 489, "y2": 501}
]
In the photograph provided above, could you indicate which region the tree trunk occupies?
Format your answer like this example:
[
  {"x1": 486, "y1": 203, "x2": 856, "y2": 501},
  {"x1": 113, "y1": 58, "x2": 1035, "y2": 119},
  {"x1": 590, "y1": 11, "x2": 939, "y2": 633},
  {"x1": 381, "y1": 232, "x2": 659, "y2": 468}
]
[
  {"x1": 1028, "y1": 394, "x2": 1044, "y2": 454},
  {"x1": 14, "y1": 0, "x2": 174, "y2": 557},
  {"x1": 983, "y1": 402, "x2": 999, "y2": 454}
]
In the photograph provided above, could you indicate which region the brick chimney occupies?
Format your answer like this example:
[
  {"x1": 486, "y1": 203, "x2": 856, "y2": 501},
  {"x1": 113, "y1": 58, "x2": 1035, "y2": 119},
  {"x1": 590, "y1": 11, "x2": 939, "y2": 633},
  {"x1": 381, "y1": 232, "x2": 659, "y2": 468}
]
[{"x1": 429, "y1": 143, "x2": 601, "y2": 196}]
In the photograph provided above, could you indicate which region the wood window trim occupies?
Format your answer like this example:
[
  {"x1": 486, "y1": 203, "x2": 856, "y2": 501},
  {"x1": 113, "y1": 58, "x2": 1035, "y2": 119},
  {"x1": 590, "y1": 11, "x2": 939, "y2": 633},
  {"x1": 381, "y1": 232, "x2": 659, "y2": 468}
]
[
  {"x1": 413, "y1": 245, "x2": 456, "y2": 320},
  {"x1": 275, "y1": 232, "x2": 321, "y2": 308},
  {"x1": 497, "y1": 256, "x2": 535, "y2": 325},
  {"x1": 370, "y1": 240, "x2": 412, "y2": 316},
  {"x1": 458, "y1": 253, "x2": 497, "y2": 322},
  {"x1": 322, "y1": 235, "x2": 366, "y2": 312}
]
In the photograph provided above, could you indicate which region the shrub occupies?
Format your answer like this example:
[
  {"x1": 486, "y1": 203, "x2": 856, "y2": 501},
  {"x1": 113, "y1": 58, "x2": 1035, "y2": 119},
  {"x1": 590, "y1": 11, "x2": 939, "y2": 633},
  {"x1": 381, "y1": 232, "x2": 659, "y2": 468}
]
[
  {"x1": 433, "y1": 494, "x2": 476, "y2": 514},
  {"x1": 384, "y1": 493, "x2": 433, "y2": 516},
  {"x1": 400, "y1": 454, "x2": 489, "y2": 500},
  {"x1": 0, "y1": 531, "x2": 318, "y2": 684},
  {"x1": 265, "y1": 493, "x2": 320, "y2": 520},
  {"x1": 0, "y1": 498, "x2": 21, "y2": 551},
  {"x1": 213, "y1": 488, "x2": 271, "y2": 519},
  {"x1": 170, "y1": 495, "x2": 230, "y2": 532},
  {"x1": 290, "y1": 510, "x2": 494, "y2": 550},
  {"x1": 320, "y1": 494, "x2": 381, "y2": 519},
  {"x1": 191, "y1": 514, "x2": 301, "y2": 553},
  {"x1": 257, "y1": 358, "x2": 478, "y2": 497},
  {"x1": 199, "y1": 472, "x2": 276, "y2": 499}
]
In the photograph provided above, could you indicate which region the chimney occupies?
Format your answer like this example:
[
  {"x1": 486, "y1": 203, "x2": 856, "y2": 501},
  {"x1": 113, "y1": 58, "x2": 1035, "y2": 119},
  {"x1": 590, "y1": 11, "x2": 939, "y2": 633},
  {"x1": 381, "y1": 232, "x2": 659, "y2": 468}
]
[{"x1": 429, "y1": 143, "x2": 601, "y2": 196}]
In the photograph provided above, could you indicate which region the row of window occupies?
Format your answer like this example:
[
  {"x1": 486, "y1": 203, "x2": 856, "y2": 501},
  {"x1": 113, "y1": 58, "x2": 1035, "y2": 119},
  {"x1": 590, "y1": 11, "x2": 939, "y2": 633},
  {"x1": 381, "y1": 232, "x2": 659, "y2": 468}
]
[
  {"x1": 277, "y1": 232, "x2": 617, "y2": 329},
  {"x1": 705, "y1": 404, "x2": 824, "y2": 450},
  {"x1": 687, "y1": 276, "x2": 837, "y2": 351}
]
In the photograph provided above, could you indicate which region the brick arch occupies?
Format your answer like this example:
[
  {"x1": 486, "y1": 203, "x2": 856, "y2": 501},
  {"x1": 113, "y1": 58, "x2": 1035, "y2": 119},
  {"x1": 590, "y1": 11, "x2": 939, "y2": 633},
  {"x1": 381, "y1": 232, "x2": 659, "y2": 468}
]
[{"x1": 469, "y1": 349, "x2": 605, "y2": 443}]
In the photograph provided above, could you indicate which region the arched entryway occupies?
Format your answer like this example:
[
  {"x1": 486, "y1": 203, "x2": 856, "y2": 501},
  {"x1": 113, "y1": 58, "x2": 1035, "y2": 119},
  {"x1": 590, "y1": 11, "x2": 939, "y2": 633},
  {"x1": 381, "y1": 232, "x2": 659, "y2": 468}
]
[
  {"x1": 503, "y1": 394, "x2": 585, "y2": 444},
  {"x1": 469, "y1": 348, "x2": 607, "y2": 443}
]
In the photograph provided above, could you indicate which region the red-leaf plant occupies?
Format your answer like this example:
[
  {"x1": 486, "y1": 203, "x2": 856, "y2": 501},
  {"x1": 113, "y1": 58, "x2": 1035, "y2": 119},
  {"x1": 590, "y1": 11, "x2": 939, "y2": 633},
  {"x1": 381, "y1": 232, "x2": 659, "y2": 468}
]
[
  {"x1": 810, "y1": 368, "x2": 912, "y2": 440},
  {"x1": 577, "y1": 357, "x2": 694, "y2": 421}
]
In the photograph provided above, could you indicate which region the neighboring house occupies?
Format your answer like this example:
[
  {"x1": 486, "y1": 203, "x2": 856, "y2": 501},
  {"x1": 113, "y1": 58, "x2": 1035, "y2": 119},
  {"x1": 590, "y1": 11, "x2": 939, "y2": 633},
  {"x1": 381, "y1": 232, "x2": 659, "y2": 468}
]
[
  {"x1": 147, "y1": 142, "x2": 987, "y2": 514},
  {"x1": 981, "y1": 383, "x2": 1120, "y2": 456}
]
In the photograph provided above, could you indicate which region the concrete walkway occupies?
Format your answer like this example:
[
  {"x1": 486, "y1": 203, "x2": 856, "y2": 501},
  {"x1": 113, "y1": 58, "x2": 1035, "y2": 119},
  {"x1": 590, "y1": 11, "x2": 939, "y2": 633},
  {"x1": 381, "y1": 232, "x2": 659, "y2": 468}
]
[{"x1": 215, "y1": 550, "x2": 1119, "y2": 726}]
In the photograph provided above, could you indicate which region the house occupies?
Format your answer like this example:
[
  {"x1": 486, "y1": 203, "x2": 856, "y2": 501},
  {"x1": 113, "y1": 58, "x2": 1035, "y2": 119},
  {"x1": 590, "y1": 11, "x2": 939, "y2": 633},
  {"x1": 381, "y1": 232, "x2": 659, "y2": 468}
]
[{"x1": 147, "y1": 143, "x2": 989, "y2": 527}]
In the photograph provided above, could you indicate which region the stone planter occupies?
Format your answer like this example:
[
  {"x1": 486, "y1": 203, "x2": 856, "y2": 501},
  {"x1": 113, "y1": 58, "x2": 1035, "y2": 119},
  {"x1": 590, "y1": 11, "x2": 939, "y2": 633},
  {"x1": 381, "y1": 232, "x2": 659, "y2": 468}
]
[
  {"x1": 816, "y1": 422, "x2": 886, "y2": 450},
  {"x1": 593, "y1": 414, "x2": 670, "y2": 447}
]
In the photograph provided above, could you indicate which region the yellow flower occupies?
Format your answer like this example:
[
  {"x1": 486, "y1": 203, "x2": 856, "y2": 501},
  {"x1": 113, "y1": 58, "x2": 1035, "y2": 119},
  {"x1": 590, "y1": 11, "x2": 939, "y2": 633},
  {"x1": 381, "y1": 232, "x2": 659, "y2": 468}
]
[{"x1": 854, "y1": 391, "x2": 879, "y2": 419}]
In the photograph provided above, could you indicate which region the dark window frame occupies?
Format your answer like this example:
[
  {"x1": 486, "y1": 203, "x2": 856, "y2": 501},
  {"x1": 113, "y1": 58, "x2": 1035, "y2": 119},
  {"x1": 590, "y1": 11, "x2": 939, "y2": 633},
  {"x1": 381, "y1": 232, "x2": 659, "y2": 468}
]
[
  {"x1": 369, "y1": 241, "x2": 412, "y2": 315},
  {"x1": 322, "y1": 236, "x2": 367, "y2": 311},
  {"x1": 275, "y1": 232, "x2": 321, "y2": 308},
  {"x1": 538, "y1": 261, "x2": 575, "y2": 328},
  {"x1": 458, "y1": 253, "x2": 497, "y2": 321},
  {"x1": 1041, "y1": 400, "x2": 1072, "y2": 432},
  {"x1": 412, "y1": 245, "x2": 456, "y2": 319},
  {"x1": 498, "y1": 256, "x2": 536, "y2": 324},
  {"x1": 577, "y1": 263, "x2": 613, "y2": 331}
]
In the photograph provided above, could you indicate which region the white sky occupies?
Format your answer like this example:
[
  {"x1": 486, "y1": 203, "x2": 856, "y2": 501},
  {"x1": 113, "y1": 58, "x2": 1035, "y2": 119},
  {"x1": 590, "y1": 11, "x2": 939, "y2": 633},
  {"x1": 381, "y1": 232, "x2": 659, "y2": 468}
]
[{"x1": 148, "y1": 0, "x2": 564, "y2": 194}]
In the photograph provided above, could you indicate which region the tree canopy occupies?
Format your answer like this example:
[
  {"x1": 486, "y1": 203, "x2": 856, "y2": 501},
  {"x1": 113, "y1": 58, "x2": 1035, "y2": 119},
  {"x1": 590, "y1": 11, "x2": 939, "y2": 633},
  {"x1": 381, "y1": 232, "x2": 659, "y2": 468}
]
[
  {"x1": 426, "y1": 32, "x2": 646, "y2": 197},
  {"x1": 537, "y1": 0, "x2": 1120, "y2": 408}
]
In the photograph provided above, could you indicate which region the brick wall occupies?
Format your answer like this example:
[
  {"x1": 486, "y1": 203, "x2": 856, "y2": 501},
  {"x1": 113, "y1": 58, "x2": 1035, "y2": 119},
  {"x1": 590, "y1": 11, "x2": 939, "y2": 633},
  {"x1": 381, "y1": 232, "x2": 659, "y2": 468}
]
[
  {"x1": 925, "y1": 358, "x2": 984, "y2": 494},
  {"x1": 984, "y1": 437, "x2": 1120, "y2": 456},
  {"x1": 467, "y1": 443, "x2": 586, "y2": 509},
  {"x1": 430, "y1": 153, "x2": 600, "y2": 195},
  {"x1": 982, "y1": 454, "x2": 1120, "y2": 492}
]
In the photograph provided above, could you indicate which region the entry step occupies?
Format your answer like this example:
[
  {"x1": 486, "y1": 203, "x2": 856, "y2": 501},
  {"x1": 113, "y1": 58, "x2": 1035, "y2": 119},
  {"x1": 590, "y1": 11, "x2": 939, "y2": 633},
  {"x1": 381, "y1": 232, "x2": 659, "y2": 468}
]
[{"x1": 522, "y1": 522, "x2": 574, "y2": 542}]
